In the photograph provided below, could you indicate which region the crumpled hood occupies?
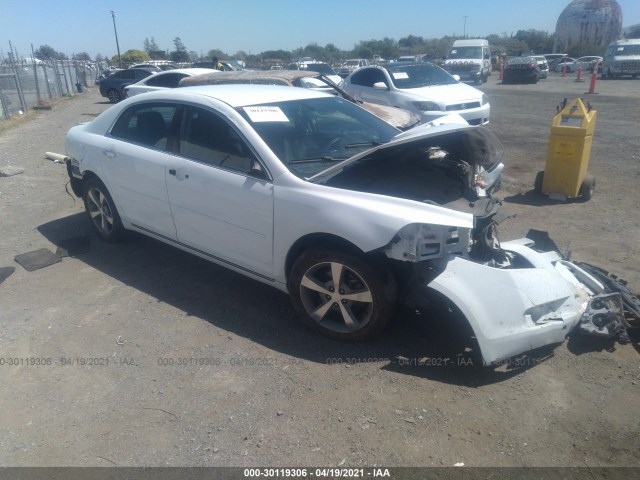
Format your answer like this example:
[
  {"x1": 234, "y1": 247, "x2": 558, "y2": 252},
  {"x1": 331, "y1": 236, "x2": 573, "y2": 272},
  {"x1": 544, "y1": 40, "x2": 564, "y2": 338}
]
[{"x1": 308, "y1": 119, "x2": 504, "y2": 183}]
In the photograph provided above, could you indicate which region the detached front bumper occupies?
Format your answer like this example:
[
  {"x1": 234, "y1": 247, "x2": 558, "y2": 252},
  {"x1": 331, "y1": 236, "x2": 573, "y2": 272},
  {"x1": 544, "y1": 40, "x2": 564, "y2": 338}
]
[{"x1": 410, "y1": 238, "x2": 620, "y2": 365}]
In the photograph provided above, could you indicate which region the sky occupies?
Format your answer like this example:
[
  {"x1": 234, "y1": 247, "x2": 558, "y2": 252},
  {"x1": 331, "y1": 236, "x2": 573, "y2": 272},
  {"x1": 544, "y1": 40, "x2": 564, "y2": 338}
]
[{"x1": 2, "y1": 0, "x2": 640, "y2": 60}]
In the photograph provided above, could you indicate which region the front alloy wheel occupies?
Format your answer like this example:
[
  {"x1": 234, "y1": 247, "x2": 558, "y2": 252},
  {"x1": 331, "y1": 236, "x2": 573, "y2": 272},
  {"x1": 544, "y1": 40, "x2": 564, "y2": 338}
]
[{"x1": 289, "y1": 249, "x2": 396, "y2": 341}]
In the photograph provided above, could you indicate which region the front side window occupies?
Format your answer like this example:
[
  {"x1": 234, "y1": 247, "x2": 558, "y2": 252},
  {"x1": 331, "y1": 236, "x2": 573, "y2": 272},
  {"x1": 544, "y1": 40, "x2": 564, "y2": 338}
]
[
  {"x1": 350, "y1": 68, "x2": 387, "y2": 87},
  {"x1": 179, "y1": 107, "x2": 254, "y2": 175},
  {"x1": 110, "y1": 103, "x2": 179, "y2": 150},
  {"x1": 115, "y1": 70, "x2": 136, "y2": 80}
]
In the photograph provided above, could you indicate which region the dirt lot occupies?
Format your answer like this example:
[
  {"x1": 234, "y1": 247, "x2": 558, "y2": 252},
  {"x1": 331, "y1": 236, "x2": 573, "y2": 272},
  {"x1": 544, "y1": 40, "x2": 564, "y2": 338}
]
[{"x1": 0, "y1": 73, "x2": 639, "y2": 468}]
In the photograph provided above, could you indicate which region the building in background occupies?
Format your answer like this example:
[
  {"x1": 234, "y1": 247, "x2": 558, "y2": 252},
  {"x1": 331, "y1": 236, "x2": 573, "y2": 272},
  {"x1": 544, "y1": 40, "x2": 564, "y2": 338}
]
[{"x1": 554, "y1": 0, "x2": 623, "y2": 52}]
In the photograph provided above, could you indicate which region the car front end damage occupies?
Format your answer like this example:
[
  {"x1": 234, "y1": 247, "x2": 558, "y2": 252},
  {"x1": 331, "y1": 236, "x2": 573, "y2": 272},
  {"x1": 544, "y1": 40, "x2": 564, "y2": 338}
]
[{"x1": 381, "y1": 216, "x2": 635, "y2": 366}]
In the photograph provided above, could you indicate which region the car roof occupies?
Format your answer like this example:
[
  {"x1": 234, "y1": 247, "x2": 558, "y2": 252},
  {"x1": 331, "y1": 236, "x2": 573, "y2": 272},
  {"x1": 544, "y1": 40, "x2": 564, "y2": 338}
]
[
  {"x1": 180, "y1": 69, "x2": 326, "y2": 87},
  {"x1": 151, "y1": 68, "x2": 218, "y2": 76},
  {"x1": 145, "y1": 83, "x2": 330, "y2": 107}
]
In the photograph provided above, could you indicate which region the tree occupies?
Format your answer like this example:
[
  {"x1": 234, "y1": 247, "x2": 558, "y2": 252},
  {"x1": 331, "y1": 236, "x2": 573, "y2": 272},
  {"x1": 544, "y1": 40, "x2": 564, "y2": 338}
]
[
  {"x1": 143, "y1": 37, "x2": 159, "y2": 54},
  {"x1": 173, "y1": 37, "x2": 187, "y2": 52},
  {"x1": 73, "y1": 52, "x2": 92, "y2": 61},
  {"x1": 116, "y1": 49, "x2": 150, "y2": 64},
  {"x1": 171, "y1": 37, "x2": 190, "y2": 62},
  {"x1": 567, "y1": 44, "x2": 605, "y2": 58},
  {"x1": 514, "y1": 29, "x2": 554, "y2": 54},
  {"x1": 399, "y1": 35, "x2": 424, "y2": 49},
  {"x1": 34, "y1": 44, "x2": 66, "y2": 60},
  {"x1": 627, "y1": 25, "x2": 640, "y2": 39},
  {"x1": 95, "y1": 53, "x2": 104, "y2": 63},
  {"x1": 206, "y1": 49, "x2": 227, "y2": 60}
]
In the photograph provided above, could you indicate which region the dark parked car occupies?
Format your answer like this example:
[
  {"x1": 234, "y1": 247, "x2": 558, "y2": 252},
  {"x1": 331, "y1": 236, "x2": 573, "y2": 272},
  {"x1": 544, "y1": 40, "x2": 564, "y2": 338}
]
[
  {"x1": 502, "y1": 56, "x2": 541, "y2": 84},
  {"x1": 99, "y1": 67, "x2": 158, "y2": 103}
]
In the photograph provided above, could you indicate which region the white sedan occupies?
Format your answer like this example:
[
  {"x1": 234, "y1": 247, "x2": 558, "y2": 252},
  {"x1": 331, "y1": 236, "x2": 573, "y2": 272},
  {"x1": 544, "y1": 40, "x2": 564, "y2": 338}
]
[
  {"x1": 342, "y1": 64, "x2": 490, "y2": 125},
  {"x1": 64, "y1": 85, "x2": 621, "y2": 365},
  {"x1": 124, "y1": 68, "x2": 217, "y2": 97}
]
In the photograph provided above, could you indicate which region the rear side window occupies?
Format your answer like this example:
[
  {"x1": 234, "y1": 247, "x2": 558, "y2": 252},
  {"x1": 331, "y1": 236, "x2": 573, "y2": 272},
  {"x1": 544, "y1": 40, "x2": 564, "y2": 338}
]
[
  {"x1": 115, "y1": 70, "x2": 135, "y2": 80},
  {"x1": 111, "y1": 103, "x2": 179, "y2": 150},
  {"x1": 135, "y1": 70, "x2": 153, "y2": 80},
  {"x1": 145, "y1": 73, "x2": 188, "y2": 88}
]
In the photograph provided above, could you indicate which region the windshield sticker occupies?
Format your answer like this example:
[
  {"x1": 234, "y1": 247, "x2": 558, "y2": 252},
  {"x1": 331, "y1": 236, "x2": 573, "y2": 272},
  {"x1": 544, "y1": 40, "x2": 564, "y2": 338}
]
[
  {"x1": 451, "y1": 49, "x2": 457, "y2": 54},
  {"x1": 392, "y1": 72, "x2": 409, "y2": 80},
  {"x1": 617, "y1": 47, "x2": 625, "y2": 51},
  {"x1": 243, "y1": 106, "x2": 289, "y2": 122}
]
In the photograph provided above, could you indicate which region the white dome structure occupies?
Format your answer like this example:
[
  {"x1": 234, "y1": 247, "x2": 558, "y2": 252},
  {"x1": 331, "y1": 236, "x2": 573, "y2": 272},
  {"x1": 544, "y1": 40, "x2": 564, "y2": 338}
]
[{"x1": 554, "y1": 0, "x2": 623, "y2": 52}]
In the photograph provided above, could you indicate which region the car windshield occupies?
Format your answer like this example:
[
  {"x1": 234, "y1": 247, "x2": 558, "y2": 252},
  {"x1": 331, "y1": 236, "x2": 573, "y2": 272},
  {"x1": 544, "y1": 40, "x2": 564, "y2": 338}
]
[
  {"x1": 385, "y1": 64, "x2": 457, "y2": 88},
  {"x1": 448, "y1": 46, "x2": 482, "y2": 59},
  {"x1": 611, "y1": 44, "x2": 640, "y2": 55},
  {"x1": 507, "y1": 57, "x2": 535, "y2": 65},
  {"x1": 238, "y1": 97, "x2": 399, "y2": 178}
]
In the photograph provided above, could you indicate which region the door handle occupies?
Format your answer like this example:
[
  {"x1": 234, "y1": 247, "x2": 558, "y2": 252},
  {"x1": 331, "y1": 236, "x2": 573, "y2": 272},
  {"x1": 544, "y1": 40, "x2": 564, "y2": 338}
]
[
  {"x1": 102, "y1": 149, "x2": 115, "y2": 158},
  {"x1": 168, "y1": 168, "x2": 189, "y2": 179}
]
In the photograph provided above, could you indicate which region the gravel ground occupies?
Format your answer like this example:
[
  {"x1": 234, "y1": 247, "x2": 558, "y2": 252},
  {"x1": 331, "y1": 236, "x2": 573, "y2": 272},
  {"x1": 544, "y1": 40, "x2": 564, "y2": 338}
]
[{"x1": 0, "y1": 74, "x2": 639, "y2": 468}]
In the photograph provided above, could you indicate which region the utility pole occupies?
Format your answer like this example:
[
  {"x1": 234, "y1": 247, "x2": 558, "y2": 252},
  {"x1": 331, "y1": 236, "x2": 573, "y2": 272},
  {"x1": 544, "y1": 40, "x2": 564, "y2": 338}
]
[
  {"x1": 463, "y1": 16, "x2": 468, "y2": 38},
  {"x1": 110, "y1": 10, "x2": 122, "y2": 68}
]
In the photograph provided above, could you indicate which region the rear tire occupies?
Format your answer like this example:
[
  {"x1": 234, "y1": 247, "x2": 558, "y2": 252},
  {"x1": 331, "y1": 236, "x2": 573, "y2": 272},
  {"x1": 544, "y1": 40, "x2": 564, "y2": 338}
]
[
  {"x1": 82, "y1": 177, "x2": 126, "y2": 242},
  {"x1": 107, "y1": 89, "x2": 121, "y2": 103}
]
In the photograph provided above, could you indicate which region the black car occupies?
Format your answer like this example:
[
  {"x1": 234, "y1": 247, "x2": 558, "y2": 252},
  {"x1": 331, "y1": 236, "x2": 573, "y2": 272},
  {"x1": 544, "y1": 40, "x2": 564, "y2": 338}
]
[
  {"x1": 502, "y1": 56, "x2": 541, "y2": 84},
  {"x1": 99, "y1": 67, "x2": 158, "y2": 103}
]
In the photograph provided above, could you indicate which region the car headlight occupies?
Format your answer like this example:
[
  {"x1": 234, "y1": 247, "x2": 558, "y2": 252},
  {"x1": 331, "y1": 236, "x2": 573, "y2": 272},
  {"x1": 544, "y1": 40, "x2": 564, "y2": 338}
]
[
  {"x1": 481, "y1": 94, "x2": 489, "y2": 106},
  {"x1": 412, "y1": 101, "x2": 441, "y2": 111}
]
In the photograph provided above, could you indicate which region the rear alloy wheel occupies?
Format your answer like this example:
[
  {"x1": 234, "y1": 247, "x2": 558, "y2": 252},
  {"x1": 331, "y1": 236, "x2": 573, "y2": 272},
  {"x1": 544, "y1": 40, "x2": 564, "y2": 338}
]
[
  {"x1": 289, "y1": 249, "x2": 396, "y2": 341},
  {"x1": 82, "y1": 177, "x2": 126, "y2": 242},
  {"x1": 107, "y1": 88, "x2": 121, "y2": 103}
]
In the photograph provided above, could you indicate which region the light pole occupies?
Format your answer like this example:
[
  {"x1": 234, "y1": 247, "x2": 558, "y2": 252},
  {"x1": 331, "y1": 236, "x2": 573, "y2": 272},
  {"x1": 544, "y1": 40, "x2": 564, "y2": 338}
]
[
  {"x1": 110, "y1": 10, "x2": 122, "y2": 68},
  {"x1": 463, "y1": 16, "x2": 468, "y2": 38}
]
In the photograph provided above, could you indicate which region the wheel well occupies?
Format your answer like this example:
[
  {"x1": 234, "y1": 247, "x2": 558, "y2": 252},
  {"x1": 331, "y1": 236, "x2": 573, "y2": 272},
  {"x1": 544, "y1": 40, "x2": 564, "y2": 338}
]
[
  {"x1": 82, "y1": 170, "x2": 99, "y2": 185},
  {"x1": 285, "y1": 233, "x2": 365, "y2": 281}
]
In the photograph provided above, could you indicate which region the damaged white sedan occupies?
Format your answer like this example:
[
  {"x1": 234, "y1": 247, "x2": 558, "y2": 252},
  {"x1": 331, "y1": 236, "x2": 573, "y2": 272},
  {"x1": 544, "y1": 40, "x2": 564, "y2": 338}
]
[{"x1": 64, "y1": 85, "x2": 631, "y2": 365}]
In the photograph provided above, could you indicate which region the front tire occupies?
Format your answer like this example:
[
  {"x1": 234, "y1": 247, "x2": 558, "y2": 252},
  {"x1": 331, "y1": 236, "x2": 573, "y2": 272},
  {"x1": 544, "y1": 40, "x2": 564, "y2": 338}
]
[
  {"x1": 82, "y1": 177, "x2": 126, "y2": 242},
  {"x1": 289, "y1": 249, "x2": 396, "y2": 341}
]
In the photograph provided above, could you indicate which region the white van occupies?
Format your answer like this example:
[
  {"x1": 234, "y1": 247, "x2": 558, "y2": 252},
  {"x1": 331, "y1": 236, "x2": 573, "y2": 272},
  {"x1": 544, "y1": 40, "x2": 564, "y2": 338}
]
[
  {"x1": 444, "y1": 39, "x2": 491, "y2": 84},
  {"x1": 601, "y1": 39, "x2": 640, "y2": 78}
]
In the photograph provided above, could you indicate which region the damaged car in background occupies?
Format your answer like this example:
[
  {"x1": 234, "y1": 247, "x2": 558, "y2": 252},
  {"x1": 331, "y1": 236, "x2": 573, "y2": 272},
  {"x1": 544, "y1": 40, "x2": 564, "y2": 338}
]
[
  {"x1": 179, "y1": 69, "x2": 420, "y2": 131},
  {"x1": 63, "y1": 85, "x2": 639, "y2": 367}
]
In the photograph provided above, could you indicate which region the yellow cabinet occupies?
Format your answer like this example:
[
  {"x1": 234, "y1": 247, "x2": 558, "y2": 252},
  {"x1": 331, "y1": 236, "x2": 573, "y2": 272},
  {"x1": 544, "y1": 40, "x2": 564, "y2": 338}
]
[{"x1": 538, "y1": 98, "x2": 597, "y2": 200}]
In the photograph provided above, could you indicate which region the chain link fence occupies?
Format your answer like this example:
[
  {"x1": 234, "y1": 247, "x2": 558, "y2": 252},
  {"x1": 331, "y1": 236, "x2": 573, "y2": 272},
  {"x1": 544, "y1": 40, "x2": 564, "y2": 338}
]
[{"x1": 0, "y1": 60, "x2": 100, "y2": 121}]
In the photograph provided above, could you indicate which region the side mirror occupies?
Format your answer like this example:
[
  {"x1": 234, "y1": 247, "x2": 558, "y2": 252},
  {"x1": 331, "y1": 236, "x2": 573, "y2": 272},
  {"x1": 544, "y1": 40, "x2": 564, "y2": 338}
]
[
  {"x1": 484, "y1": 54, "x2": 490, "y2": 60},
  {"x1": 373, "y1": 82, "x2": 388, "y2": 90},
  {"x1": 250, "y1": 158, "x2": 268, "y2": 179}
]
